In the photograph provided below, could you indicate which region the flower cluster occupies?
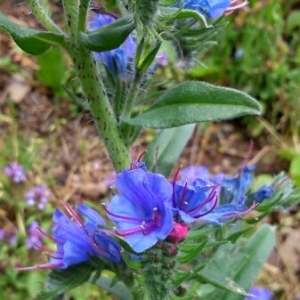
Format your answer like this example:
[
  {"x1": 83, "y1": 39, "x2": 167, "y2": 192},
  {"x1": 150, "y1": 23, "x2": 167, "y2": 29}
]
[
  {"x1": 25, "y1": 185, "x2": 51, "y2": 210},
  {"x1": 25, "y1": 221, "x2": 44, "y2": 250},
  {"x1": 0, "y1": 227, "x2": 17, "y2": 246},
  {"x1": 18, "y1": 157, "x2": 275, "y2": 271},
  {"x1": 103, "y1": 161, "x2": 274, "y2": 253},
  {"x1": 3, "y1": 162, "x2": 26, "y2": 183}
]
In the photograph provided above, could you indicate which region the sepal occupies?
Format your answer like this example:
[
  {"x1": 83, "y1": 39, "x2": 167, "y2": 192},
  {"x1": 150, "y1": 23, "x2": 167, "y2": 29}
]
[
  {"x1": 176, "y1": 239, "x2": 208, "y2": 264},
  {"x1": 37, "y1": 262, "x2": 96, "y2": 300}
]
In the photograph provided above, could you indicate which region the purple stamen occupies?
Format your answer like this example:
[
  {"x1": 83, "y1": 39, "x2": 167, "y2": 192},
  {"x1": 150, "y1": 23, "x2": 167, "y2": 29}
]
[
  {"x1": 187, "y1": 185, "x2": 218, "y2": 216},
  {"x1": 241, "y1": 140, "x2": 254, "y2": 173},
  {"x1": 152, "y1": 207, "x2": 161, "y2": 226},
  {"x1": 138, "y1": 151, "x2": 146, "y2": 162},
  {"x1": 219, "y1": 202, "x2": 258, "y2": 221},
  {"x1": 115, "y1": 225, "x2": 145, "y2": 237},
  {"x1": 102, "y1": 203, "x2": 144, "y2": 222},
  {"x1": 172, "y1": 167, "x2": 182, "y2": 207},
  {"x1": 37, "y1": 228, "x2": 63, "y2": 245},
  {"x1": 274, "y1": 176, "x2": 290, "y2": 189},
  {"x1": 178, "y1": 180, "x2": 188, "y2": 210},
  {"x1": 195, "y1": 194, "x2": 218, "y2": 218}
]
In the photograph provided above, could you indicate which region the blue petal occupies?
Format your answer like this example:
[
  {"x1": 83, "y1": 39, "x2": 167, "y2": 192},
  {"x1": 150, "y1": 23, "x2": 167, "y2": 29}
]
[
  {"x1": 181, "y1": 165, "x2": 210, "y2": 182},
  {"x1": 207, "y1": 0, "x2": 231, "y2": 18},
  {"x1": 200, "y1": 204, "x2": 249, "y2": 225},
  {"x1": 116, "y1": 169, "x2": 172, "y2": 214},
  {"x1": 221, "y1": 166, "x2": 256, "y2": 205},
  {"x1": 244, "y1": 286, "x2": 273, "y2": 300},
  {"x1": 60, "y1": 241, "x2": 91, "y2": 268},
  {"x1": 93, "y1": 231, "x2": 122, "y2": 263},
  {"x1": 77, "y1": 203, "x2": 105, "y2": 232},
  {"x1": 248, "y1": 186, "x2": 274, "y2": 204}
]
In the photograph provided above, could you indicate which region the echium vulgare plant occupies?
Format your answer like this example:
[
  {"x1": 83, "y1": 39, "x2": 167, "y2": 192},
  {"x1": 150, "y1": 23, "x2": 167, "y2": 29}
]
[{"x1": 1, "y1": 0, "x2": 299, "y2": 299}]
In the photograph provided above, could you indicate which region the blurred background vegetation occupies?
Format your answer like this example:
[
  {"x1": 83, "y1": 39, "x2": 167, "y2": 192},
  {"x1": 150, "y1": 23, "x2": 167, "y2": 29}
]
[{"x1": 0, "y1": 0, "x2": 300, "y2": 299}]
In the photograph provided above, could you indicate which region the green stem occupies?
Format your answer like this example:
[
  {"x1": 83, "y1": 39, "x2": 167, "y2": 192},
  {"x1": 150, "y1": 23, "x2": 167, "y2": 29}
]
[
  {"x1": 16, "y1": 208, "x2": 26, "y2": 236},
  {"x1": 116, "y1": 0, "x2": 128, "y2": 16},
  {"x1": 62, "y1": 0, "x2": 80, "y2": 40},
  {"x1": 25, "y1": 0, "x2": 63, "y2": 34},
  {"x1": 121, "y1": 72, "x2": 142, "y2": 119},
  {"x1": 63, "y1": 0, "x2": 130, "y2": 171},
  {"x1": 67, "y1": 44, "x2": 130, "y2": 171},
  {"x1": 78, "y1": 0, "x2": 91, "y2": 32}
]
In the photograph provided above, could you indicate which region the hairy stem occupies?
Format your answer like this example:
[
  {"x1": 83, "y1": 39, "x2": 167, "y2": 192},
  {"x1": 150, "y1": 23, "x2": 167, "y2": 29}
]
[
  {"x1": 63, "y1": 0, "x2": 130, "y2": 170},
  {"x1": 121, "y1": 72, "x2": 142, "y2": 119},
  {"x1": 62, "y1": 0, "x2": 80, "y2": 41},
  {"x1": 67, "y1": 44, "x2": 130, "y2": 171},
  {"x1": 25, "y1": 0, "x2": 63, "y2": 34}
]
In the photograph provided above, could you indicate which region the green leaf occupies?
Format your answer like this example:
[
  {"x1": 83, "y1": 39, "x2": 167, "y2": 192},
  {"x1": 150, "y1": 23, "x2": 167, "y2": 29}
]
[
  {"x1": 121, "y1": 252, "x2": 147, "y2": 269},
  {"x1": 196, "y1": 224, "x2": 275, "y2": 299},
  {"x1": 93, "y1": 277, "x2": 134, "y2": 300},
  {"x1": 37, "y1": 263, "x2": 94, "y2": 300},
  {"x1": 0, "y1": 12, "x2": 64, "y2": 55},
  {"x1": 172, "y1": 265, "x2": 206, "y2": 286},
  {"x1": 36, "y1": 47, "x2": 67, "y2": 92},
  {"x1": 122, "y1": 81, "x2": 261, "y2": 129},
  {"x1": 80, "y1": 14, "x2": 135, "y2": 52},
  {"x1": 144, "y1": 124, "x2": 195, "y2": 177},
  {"x1": 290, "y1": 154, "x2": 300, "y2": 186},
  {"x1": 226, "y1": 227, "x2": 253, "y2": 244},
  {"x1": 176, "y1": 239, "x2": 208, "y2": 264},
  {"x1": 137, "y1": 41, "x2": 162, "y2": 73},
  {"x1": 62, "y1": 85, "x2": 89, "y2": 110}
]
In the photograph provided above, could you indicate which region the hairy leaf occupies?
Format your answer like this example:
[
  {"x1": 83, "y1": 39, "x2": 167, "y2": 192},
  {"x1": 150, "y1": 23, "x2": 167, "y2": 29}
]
[
  {"x1": 80, "y1": 14, "x2": 135, "y2": 52},
  {"x1": 144, "y1": 124, "x2": 195, "y2": 177},
  {"x1": 122, "y1": 81, "x2": 261, "y2": 128},
  {"x1": 0, "y1": 12, "x2": 64, "y2": 55}
]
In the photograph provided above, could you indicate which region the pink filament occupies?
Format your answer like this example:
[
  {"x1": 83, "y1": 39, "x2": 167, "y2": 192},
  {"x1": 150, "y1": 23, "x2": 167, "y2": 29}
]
[
  {"x1": 61, "y1": 200, "x2": 83, "y2": 226},
  {"x1": 219, "y1": 202, "x2": 258, "y2": 221},
  {"x1": 225, "y1": 0, "x2": 248, "y2": 15}
]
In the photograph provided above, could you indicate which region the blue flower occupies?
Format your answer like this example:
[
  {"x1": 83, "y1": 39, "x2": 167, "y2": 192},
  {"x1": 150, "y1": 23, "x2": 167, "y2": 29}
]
[
  {"x1": 176, "y1": 0, "x2": 248, "y2": 19},
  {"x1": 220, "y1": 165, "x2": 256, "y2": 206},
  {"x1": 244, "y1": 286, "x2": 273, "y2": 300},
  {"x1": 247, "y1": 185, "x2": 275, "y2": 204},
  {"x1": 171, "y1": 178, "x2": 218, "y2": 223},
  {"x1": 17, "y1": 203, "x2": 122, "y2": 270},
  {"x1": 177, "y1": 165, "x2": 274, "y2": 225},
  {"x1": 104, "y1": 169, "x2": 173, "y2": 253},
  {"x1": 88, "y1": 13, "x2": 136, "y2": 78},
  {"x1": 50, "y1": 204, "x2": 122, "y2": 268}
]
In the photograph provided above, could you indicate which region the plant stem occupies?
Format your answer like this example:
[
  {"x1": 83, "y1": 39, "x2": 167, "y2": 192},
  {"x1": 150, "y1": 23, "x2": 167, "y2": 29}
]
[
  {"x1": 121, "y1": 72, "x2": 142, "y2": 119},
  {"x1": 66, "y1": 44, "x2": 130, "y2": 171},
  {"x1": 116, "y1": 0, "x2": 128, "y2": 16},
  {"x1": 25, "y1": 0, "x2": 63, "y2": 34},
  {"x1": 16, "y1": 208, "x2": 26, "y2": 236},
  {"x1": 62, "y1": 0, "x2": 80, "y2": 41},
  {"x1": 63, "y1": 0, "x2": 130, "y2": 170},
  {"x1": 78, "y1": 0, "x2": 91, "y2": 32}
]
